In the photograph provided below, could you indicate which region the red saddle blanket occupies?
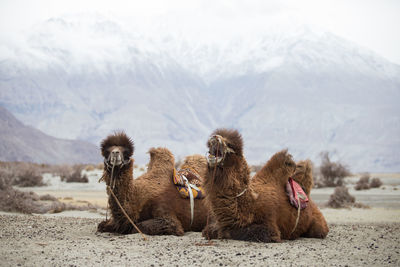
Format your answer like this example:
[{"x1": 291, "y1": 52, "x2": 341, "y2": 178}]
[{"x1": 286, "y1": 178, "x2": 308, "y2": 209}]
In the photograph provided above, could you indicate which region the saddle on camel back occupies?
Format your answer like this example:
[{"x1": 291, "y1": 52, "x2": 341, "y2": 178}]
[
  {"x1": 173, "y1": 168, "x2": 206, "y2": 226},
  {"x1": 173, "y1": 168, "x2": 205, "y2": 199},
  {"x1": 286, "y1": 178, "x2": 309, "y2": 210}
]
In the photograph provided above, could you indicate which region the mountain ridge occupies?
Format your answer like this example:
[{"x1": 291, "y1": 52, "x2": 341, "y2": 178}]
[
  {"x1": 0, "y1": 106, "x2": 101, "y2": 164},
  {"x1": 0, "y1": 15, "x2": 399, "y2": 171}
]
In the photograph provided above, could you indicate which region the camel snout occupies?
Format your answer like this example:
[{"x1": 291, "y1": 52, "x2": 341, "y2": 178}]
[{"x1": 109, "y1": 148, "x2": 123, "y2": 166}]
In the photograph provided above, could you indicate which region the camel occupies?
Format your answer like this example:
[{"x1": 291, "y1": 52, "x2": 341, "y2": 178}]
[
  {"x1": 202, "y1": 128, "x2": 328, "y2": 242},
  {"x1": 97, "y1": 132, "x2": 208, "y2": 235}
]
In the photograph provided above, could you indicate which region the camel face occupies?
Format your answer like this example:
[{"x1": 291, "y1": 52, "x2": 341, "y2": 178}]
[
  {"x1": 207, "y1": 135, "x2": 235, "y2": 167},
  {"x1": 100, "y1": 131, "x2": 134, "y2": 168},
  {"x1": 106, "y1": 146, "x2": 126, "y2": 166}
]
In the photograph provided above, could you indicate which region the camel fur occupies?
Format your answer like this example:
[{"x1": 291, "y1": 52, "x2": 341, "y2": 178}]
[
  {"x1": 202, "y1": 128, "x2": 328, "y2": 242},
  {"x1": 97, "y1": 132, "x2": 208, "y2": 235}
]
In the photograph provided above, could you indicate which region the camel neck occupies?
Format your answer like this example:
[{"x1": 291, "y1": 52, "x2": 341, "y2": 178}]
[
  {"x1": 104, "y1": 161, "x2": 135, "y2": 215},
  {"x1": 205, "y1": 155, "x2": 250, "y2": 197},
  {"x1": 204, "y1": 157, "x2": 254, "y2": 229}
]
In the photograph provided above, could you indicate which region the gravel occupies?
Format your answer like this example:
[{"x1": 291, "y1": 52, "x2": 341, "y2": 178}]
[{"x1": 1, "y1": 214, "x2": 399, "y2": 266}]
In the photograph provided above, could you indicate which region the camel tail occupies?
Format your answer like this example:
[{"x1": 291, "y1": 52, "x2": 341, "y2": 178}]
[{"x1": 293, "y1": 160, "x2": 313, "y2": 195}]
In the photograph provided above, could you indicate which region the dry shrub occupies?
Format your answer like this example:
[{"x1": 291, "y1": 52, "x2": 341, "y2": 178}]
[
  {"x1": 355, "y1": 174, "x2": 383, "y2": 190},
  {"x1": 14, "y1": 169, "x2": 45, "y2": 187},
  {"x1": 327, "y1": 186, "x2": 355, "y2": 208},
  {"x1": 318, "y1": 152, "x2": 351, "y2": 187},
  {"x1": 370, "y1": 177, "x2": 382, "y2": 188},
  {"x1": 355, "y1": 173, "x2": 370, "y2": 190},
  {"x1": 0, "y1": 189, "x2": 44, "y2": 214},
  {"x1": 0, "y1": 186, "x2": 98, "y2": 214},
  {"x1": 0, "y1": 162, "x2": 45, "y2": 187},
  {"x1": 60, "y1": 165, "x2": 88, "y2": 183},
  {"x1": 0, "y1": 168, "x2": 13, "y2": 190},
  {"x1": 39, "y1": 194, "x2": 58, "y2": 201}
]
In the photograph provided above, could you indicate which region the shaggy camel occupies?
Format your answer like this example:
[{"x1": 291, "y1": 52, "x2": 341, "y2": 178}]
[
  {"x1": 202, "y1": 128, "x2": 328, "y2": 242},
  {"x1": 97, "y1": 132, "x2": 208, "y2": 235}
]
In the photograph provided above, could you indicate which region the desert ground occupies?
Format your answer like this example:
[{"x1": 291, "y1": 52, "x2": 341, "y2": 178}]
[{"x1": 1, "y1": 171, "x2": 399, "y2": 266}]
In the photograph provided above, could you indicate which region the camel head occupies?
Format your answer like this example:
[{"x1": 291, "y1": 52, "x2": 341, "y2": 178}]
[
  {"x1": 101, "y1": 131, "x2": 134, "y2": 169},
  {"x1": 147, "y1": 147, "x2": 175, "y2": 171},
  {"x1": 266, "y1": 149, "x2": 296, "y2": 177},
  {"x1": 207, "y1": 128, "x2": 243, "y2": 167}
]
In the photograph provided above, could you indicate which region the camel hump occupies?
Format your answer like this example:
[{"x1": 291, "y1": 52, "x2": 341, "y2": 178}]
[
  {"x1": 265, "y1": 149, "x2": 296, "y2": 174},
  {"x1": 179, "y1": 154, "x2": 207, "y2": 179},
  {"x1": 100, "y1": 131, "x2": 134, "y2": 158},
  {"x1": 210, "y1": 128, "x2": 244, "y2": 155},
  {"x1": 148, "y1": 147, "x2": 173, "y2": 157},
  {"x1": 146, "y1": 147, "x2": 175, "y2": 172},
  {"x1": 292, "y1": 160, "x2": 313, "y2": 195}
]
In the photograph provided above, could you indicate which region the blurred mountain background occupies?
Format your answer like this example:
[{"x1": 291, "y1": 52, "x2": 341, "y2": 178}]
[
  {"x1": 0, "y1": 14, "x2": 399, "y2": 170},
  {"x1": 0, "y1": 106, "x2": 100, "y2": 164}
]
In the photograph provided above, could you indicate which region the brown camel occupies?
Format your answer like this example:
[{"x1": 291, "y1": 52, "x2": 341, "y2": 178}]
[
  {"x1": 97, "y1": 132, "x2": 208, "y2": 235},
  {"x1": 202, "y1": 128, "x2": 328, "y2": 242}
]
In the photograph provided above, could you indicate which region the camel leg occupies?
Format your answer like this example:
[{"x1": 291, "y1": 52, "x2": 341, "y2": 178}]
[
  {"x1": 229, "y1": 223, "x2": 281, "y2": 243},
  {"x1": 303, "y1": 204, "x2": 329, "y2": 239},
  {"x1": 97, "y1": 219, "x2": 115, "y2": 233},
  {"x1": 98, "y1": 216, "x2": 141, "y2": 235},
  {"x1": 136, "y1": 216, "x2": 185, "y2": 236},
  {"x1": 202, "y1": 222, "x2": 219, "y2": 240}
]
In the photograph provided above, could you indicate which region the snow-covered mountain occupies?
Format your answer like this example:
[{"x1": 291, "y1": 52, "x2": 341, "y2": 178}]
[{"x1": 0, "y1": 15, "x2": 399, "y2": 171}]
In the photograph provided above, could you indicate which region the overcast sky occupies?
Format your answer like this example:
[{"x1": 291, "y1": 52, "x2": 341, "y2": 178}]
[{"x1": 1, "y1": 0, "x2": 400, "y2": 64}]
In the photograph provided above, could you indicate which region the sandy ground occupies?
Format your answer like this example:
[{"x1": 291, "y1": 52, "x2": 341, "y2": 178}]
[
  {"x1": 1, "y1": 172, "x2": 399, "y2": 266},
  {"x1": 0, "y1": 211, "x2": 399, "y2": 266}
]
